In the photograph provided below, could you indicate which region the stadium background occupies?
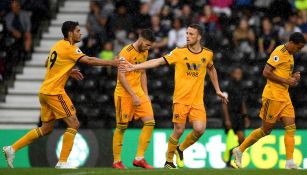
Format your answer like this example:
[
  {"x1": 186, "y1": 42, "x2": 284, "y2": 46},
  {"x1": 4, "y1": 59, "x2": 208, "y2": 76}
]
[{"x1": 0, "y1": 0, "x2": 307, "y2": 169}]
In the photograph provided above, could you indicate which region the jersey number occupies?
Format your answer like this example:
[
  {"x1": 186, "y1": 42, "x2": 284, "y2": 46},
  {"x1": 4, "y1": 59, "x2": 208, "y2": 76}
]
[{"x1": 49, "y1": 51, "x2": 57, "y2": 69}]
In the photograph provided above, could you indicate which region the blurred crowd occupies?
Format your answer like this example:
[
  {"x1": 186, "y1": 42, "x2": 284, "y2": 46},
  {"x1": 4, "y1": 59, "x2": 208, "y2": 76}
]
[
  {"x1": 81, "y1": 0, "x2": 307, "y2": 61},
  {"x1": 0, "y1": 0, "x2": 51, "y2": 82},
  {"x1": 74, "y1": 0, "x2": 307, "y2": 128}
]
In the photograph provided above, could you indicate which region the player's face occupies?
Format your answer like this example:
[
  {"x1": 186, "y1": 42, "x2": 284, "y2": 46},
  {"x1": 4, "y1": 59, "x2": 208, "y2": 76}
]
[
  {"x1": 72, "y1": 26, "x2": 82, "y2": 43},
  {"x1": 139, "y1": 38, "x2": 153, "y2": 52},
  {"x1": 289, "y1": 42, "x2": 305, "y2": 54},
  {"x1": 186, "y1": 27, "x2": 201, "y2": 45}
]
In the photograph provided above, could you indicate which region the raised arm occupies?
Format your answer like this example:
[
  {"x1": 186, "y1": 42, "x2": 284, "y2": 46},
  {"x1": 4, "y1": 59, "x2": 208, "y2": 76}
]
[
  {"x1": 79, "y1": 55, "x2": 118, "y2": 67},
  {"x1": 207, "y1": 65, "x2": 228, "y2": 104}
]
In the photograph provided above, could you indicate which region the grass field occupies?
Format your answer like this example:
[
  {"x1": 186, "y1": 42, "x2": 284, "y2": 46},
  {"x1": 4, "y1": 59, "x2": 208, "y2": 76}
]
[{"x1": 0, "y1": 168, "x2": 306, "y2": 175}]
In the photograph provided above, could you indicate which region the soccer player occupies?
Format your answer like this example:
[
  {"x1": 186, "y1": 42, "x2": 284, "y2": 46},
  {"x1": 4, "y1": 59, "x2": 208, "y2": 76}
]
[
  {"x1": 120, "y1": 24, "x2": 228, "y2": 169},
  {"x1": 2, "y1": 21, "x2": 118, "y2": 169},
  {"x1": 112, "y1": 29, "x2": 156, "y2": 169},
  {"x1": 222, "y1": 67, "x2": 250, "y2": 167},
  {"x1": 233, "y1": 32, "x2": 305, "y2": 169}
]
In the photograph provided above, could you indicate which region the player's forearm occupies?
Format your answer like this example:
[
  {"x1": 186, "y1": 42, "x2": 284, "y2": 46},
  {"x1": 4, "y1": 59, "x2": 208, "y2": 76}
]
[
  {"x1": 81, "y1": 56, "x2": 117, "y2": 67},
  {"x1": 133, "y1": 58, "x2": 165, "y2": 71},
  {"x1": 118, "y1": 72, "x2": 136, "y2": 97},
  {"x1": 263, "y1": 69, "x2": 287, "y2": 84},
  {"x1": 208, "y1": 66, "x2": 222, "y2": 93}
]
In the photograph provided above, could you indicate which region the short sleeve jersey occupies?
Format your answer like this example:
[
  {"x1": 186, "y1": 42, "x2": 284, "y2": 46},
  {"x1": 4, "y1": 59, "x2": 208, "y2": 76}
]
[
  {"x1": 163, "y1": 46, "x2": 214, "y2": 107},
  {"x1": 40, "y1": 39, "x2": 85, "y2": 95},
  {"x1": 262, "y1": 45, "x2": 294, "y2": 101},
  {"x1": 115, "y1": 44, "x2": 148, "y2": 97}
]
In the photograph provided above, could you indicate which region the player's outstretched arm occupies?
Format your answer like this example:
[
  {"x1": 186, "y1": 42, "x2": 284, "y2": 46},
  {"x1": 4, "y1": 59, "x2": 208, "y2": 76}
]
[
  {"x1": 263, "y1": 64, "x2": 298, "y2": 86},
  {"x1": 121, "y1": 57, "x2": 166, "y2": 72},
  {"x1": 79, "y1": 55, "x2": 119, "y2": 67},
  {"x1": 207, "y1": 65, "x2": 228, "y2": 104}
]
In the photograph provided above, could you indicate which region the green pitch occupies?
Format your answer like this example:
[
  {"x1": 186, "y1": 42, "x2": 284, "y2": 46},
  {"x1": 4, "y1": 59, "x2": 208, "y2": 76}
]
[{"x1": 0, "y1": 168, "x2": 306, "y2": 175}]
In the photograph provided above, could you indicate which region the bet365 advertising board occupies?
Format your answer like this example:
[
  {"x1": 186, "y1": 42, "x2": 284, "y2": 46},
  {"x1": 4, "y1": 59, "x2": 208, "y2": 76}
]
[{"x1": 0, "y1": 129, "x2": 306, "y2": 168}]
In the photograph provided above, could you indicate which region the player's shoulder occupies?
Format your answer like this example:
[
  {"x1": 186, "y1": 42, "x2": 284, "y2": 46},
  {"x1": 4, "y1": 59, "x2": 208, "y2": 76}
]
[
  {"x1": 203, "y1": 47, "x2": 213, "y2": 53},
  {"x1": 123, "y1": 44, "x2": 134, "y2": 52},
  {"x1": 54, "y1": 39, "x2": 75, "y2": 50},
  {"x1": 177, "y1": 45, "x2": 188, "y2": 50},
  {"x1": 272, "y1": 45, "x2": 287, "y2": 54}
]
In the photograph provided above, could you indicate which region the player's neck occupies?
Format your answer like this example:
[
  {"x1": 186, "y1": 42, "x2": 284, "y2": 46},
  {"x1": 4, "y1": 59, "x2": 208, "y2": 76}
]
[
  {"x1": 284, "y1": 43, "x2": 292, "y2": 54},
  {"x1": 132, "y1": 42, "x2": 141, "y2": 52},
  {"x1": 187, "y1": 43, "x2": 202, "y2": 53},
  {"x1": 64, "y1": 38, "x2": 75, "y2": 45}
]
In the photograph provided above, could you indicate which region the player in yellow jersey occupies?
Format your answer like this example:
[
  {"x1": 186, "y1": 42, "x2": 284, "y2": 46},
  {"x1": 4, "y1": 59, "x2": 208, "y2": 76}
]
[
  {"x1": 120, "y1": 24, "x2": 228, "y2": 169},
  {"x1": 112, "y1": 29, "x2": 156, "y2": 169},
  {"x1": 2, "y1": 21, "x2": 118, "y2": 169},
  {"x1": 233, "y1": 32, "x2": 305, "y2": 169}
]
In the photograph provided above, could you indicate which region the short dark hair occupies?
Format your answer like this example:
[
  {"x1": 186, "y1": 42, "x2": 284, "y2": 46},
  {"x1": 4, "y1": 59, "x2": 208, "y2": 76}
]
[
  {"x1": 188, "y1": 24, "x2": 203, "y2": 37},
  {"x1": 62, "y1": 21, "x2": 79, "y2": 38},
  {"x1": 289, "y1": 32, "x2": 305, "y2": 44},
  {"x1": 139, "y1": 29, "x2": 156, "y2": 42}
]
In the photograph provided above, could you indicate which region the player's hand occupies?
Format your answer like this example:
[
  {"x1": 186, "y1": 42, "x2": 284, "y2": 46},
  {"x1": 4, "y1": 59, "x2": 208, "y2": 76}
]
[
  {"x1": 217, "y1": 91, "x2": 228, "y2": 104},
  {"x1": 225, "y1": 119, "x2": 232, "y2": 130},
  {"x1": 292, "y1": 72, "x2": 301, "y2": 81},
  {"x1": 70, "y1": 69, "x2": 84, "y2": 80},
  {"x1": 286, "y1": 77, "x2": 298, "y2": 87},
  {"x1": 132, "y1": 94, "x2": 141, "y2": 106},
  {"x1": 118, "y1": 57, "x2": 134, "y2": 73}
]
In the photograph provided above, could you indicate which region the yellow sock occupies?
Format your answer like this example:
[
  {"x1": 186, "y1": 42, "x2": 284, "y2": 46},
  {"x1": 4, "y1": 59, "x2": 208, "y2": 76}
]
[
  {"x1": 59, "y1": 128, "x2": 77, "y2": 162},
  {"x1": 239, "y1": 128, "x2": 266, "y2": 152},
  {"x1": 113, "y1": 123, "x2": 128, "y2": 162},
  {"x1": 179, "y1": 131, "x2": 200, "y2": 151},
  {"x1": 166, "y1": 135, "x2": 178, "y2": 162},
  {"x1": 285, "y1": 124, "x2": 296, "y2": 160},
  {"x1": 12, "y1": 128, "x2": 43, "y2": 152},
  {"x1": 136, "y1": 120, "x2": 155, "y2": 158}
]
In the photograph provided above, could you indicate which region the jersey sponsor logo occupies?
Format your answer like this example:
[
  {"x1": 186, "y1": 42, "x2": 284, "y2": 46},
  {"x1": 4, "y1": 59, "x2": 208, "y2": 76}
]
[
  {"x1": 186, "y1": 63, "x2": 201, "y2": 77},
  {"x1": 76, "y1": 48, "x2": 82, "y2": 54},
  {"x1": 186, "y1": 63, "x2": 201, "y2": 71},
  {"x1": 184, "y1": 57, "x2": 188, "y2": 61},
  {"x1": 273, "y1": 56, "x2": 279, "y2": 62}
]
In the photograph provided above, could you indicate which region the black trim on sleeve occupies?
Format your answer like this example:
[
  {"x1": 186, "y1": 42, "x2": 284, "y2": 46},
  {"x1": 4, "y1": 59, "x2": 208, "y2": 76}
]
[
  {"x1": 76, "y1": 55, "x2": 86, "y2": 63},
  {"x1": 163, "y1": 56, "x2": 169, "y2": 66},
  {"x1": 266, "y1": 63, "x2": 275, "y2": 69}
]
